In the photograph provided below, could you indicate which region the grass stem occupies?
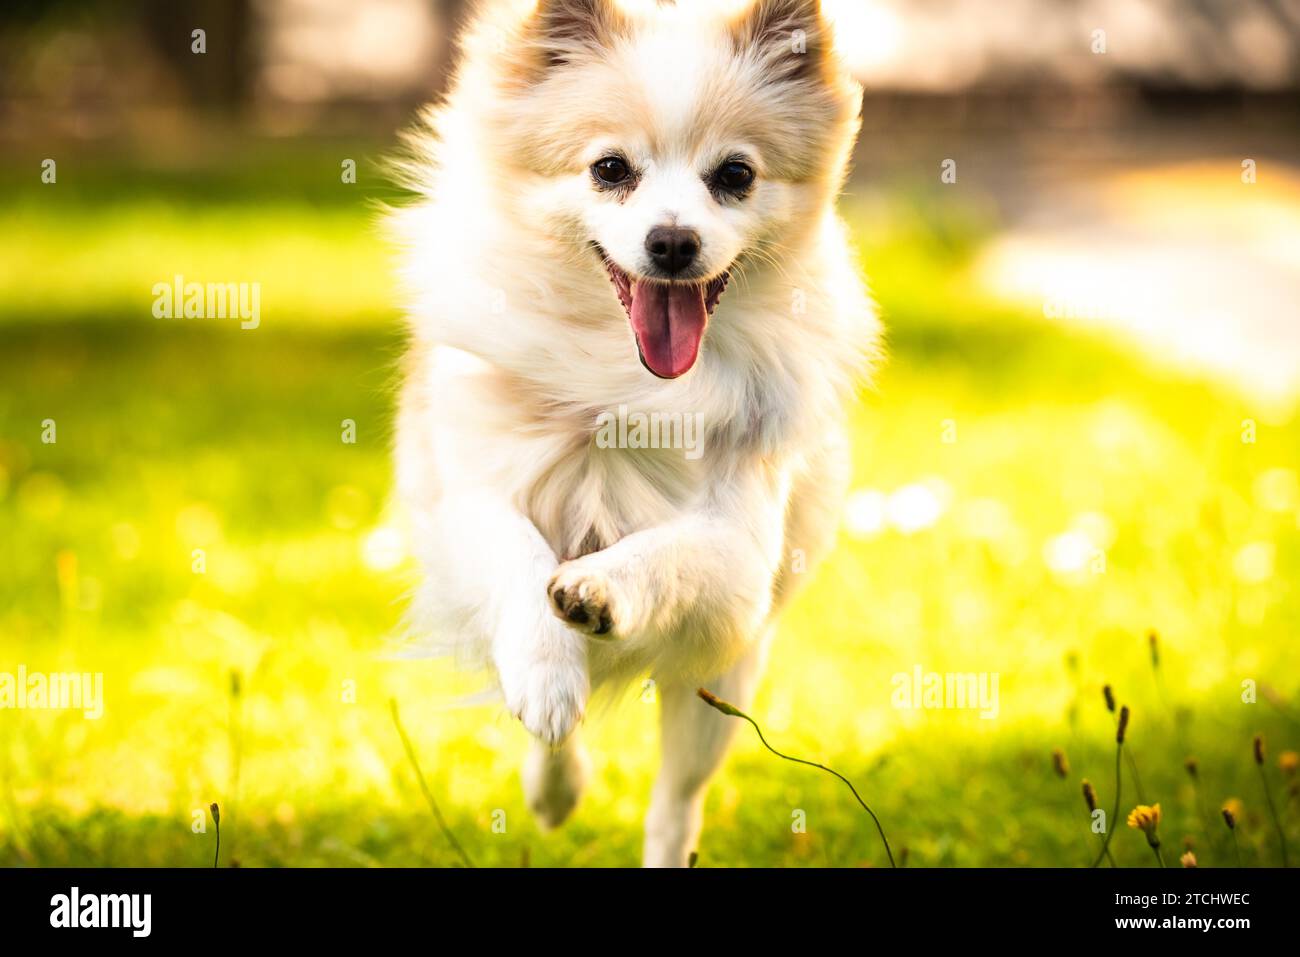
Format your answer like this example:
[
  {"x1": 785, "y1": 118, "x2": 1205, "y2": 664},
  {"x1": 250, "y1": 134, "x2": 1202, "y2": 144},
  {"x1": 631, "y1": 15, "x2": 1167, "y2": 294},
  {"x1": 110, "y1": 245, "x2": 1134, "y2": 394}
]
[
  {"x1": 697, "y1": 688, "x2": 896, "y2": 868},
  {"x1": 210, "y1": 802, "x2": 220, "y2": 868},
  {"x1": 1257, "y1": 763, "x2": 1291, "y2": 867},
  {"x1": 1091, "y1": 744, "x2": 1123, "y2": 868},
  {"x1": 389, "y1": 698, "x2": 475, "y2": 868}
]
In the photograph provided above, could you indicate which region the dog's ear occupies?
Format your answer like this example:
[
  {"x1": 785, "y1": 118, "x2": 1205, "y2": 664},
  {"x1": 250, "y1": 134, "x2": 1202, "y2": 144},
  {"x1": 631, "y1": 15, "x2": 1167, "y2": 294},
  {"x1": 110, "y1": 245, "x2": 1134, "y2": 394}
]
[
  {"x1": 730, "y1": 0, "x2": 832, "y2": 82},
  {"x1": 523, "y1": 0, "x2": 630, "y2": 73}
]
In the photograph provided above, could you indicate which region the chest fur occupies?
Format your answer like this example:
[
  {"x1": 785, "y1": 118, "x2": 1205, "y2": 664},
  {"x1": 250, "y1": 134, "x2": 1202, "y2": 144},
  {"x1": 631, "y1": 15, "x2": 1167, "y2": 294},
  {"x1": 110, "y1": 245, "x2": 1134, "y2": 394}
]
[{"x1": 522, "y1": 436, "x2": 706, "y2": 559}]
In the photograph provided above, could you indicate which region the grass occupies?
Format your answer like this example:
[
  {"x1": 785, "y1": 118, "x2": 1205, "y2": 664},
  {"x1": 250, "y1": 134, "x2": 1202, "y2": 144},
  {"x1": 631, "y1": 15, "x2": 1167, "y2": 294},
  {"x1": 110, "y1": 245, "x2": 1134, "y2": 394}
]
[{"x1": 0, "y1": 138, "x2": 1297, "y2": 867}]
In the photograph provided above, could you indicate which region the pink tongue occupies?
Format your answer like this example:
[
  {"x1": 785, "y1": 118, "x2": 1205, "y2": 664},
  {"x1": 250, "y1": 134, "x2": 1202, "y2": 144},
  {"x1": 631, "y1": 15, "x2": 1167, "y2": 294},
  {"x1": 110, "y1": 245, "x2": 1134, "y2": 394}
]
[{"x1": 628, "y1": 280, "x2": 708, "y2": 378}]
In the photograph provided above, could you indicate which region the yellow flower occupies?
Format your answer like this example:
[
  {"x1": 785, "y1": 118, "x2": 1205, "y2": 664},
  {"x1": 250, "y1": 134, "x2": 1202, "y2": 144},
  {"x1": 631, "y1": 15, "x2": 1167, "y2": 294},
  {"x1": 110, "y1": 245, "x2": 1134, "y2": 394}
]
[
  {"x1": 1280, "y1": 751, "x2": 1299, "y2": 776},
  {"x1": 1127, "y1": 803, "x2": 1162, "y2": 839},
  {"x1": 1180, "y1": 851, "x2": 1197, "y2": 868}
]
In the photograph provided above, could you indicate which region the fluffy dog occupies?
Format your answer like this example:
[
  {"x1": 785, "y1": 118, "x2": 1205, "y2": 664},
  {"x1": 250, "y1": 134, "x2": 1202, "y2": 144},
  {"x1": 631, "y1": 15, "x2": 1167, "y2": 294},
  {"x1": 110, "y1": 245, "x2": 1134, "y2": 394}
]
[{"x1": 390, "y1": 0, "x2": 878, "y2": 866}]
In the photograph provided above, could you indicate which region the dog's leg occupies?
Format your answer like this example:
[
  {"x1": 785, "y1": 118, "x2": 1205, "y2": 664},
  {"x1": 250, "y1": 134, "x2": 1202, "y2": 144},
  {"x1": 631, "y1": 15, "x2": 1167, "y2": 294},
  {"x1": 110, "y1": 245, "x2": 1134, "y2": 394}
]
[
  {"x1": 643, "y1": 635, "x2": 769, "y2": 867},
  {"x1": 547, "y1": 467, "x2": 789, "y2": 648},
  {"x1": 426, "y1": 493, "x2": 588, "y2": 746},
  {"x1": 522, "y1": 732, "x2": 590, "y2": 829}
]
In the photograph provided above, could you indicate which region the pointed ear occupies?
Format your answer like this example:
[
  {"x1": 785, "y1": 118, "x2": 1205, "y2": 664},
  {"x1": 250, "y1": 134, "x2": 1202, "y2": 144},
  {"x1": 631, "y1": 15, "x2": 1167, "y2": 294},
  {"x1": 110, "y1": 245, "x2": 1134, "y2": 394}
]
[
  {"x1": 525, "y1": 0, "x2": 630, "y2": 72},
  {"x1": 730, "y1": 0, "x2": 831, "y2": 81}
]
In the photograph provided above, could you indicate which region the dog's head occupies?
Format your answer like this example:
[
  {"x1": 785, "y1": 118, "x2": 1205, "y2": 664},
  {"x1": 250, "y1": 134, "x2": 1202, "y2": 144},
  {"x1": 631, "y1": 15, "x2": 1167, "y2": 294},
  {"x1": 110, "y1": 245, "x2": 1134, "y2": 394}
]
[{"x1": 473, "y1": 0, "x2": 862, "y2": 379}]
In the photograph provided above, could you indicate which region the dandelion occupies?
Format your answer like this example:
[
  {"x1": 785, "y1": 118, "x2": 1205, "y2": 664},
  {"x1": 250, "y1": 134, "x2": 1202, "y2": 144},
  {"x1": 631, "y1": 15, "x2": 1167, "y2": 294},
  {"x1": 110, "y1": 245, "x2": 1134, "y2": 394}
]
[
  {"x1": 1253, "y1": 734, "x2": 1290, "y2": 867},
  {"x1": 697, "y1": 687, "x2": 895, "y2": 868},
  {"x1": 1127, "y1": 803, "x2": 1165, "y2": 867},
  {"x1": 1180, "y1": 851, "x2": 1197, "y2": 868},
  {"x1": 1280, "y1": 751, "x2": 1299, "y2": 776},
  {"x1": 1127, "y1": 803, "x2": 1161, "y2": 836},
  {"x1": 1052, "y1": 748, "x2": 1070, "y2": 778}
]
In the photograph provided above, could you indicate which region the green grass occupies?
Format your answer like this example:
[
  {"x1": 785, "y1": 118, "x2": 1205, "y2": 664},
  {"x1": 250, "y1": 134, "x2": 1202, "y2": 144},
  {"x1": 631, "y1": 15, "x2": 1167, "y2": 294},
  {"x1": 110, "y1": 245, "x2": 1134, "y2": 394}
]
[{"x1": 1, "y1": 140, "x2": 1297, "y2": 867}]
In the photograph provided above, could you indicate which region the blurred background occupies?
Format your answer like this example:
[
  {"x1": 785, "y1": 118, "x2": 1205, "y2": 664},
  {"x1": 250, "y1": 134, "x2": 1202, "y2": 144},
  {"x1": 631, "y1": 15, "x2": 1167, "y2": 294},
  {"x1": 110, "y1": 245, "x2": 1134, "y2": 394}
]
[{"x1": 1, "y1": 0, "x2": 1298, "y2": 867}]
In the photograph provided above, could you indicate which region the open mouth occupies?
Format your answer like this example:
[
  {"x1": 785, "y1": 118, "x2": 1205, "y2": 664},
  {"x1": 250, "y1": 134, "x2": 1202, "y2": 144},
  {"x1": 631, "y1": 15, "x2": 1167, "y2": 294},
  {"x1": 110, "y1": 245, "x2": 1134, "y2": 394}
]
[{"x1": 598, "y1": 248, "x2": 730, "y2": 379}]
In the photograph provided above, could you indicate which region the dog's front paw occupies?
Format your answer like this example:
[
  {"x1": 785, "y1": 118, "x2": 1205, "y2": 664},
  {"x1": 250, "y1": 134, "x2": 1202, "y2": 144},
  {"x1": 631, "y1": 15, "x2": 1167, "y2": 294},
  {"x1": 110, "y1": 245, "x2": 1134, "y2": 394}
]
[
  {"x1": 500, "y1": 655, "x2": 588, "y2": 747},
  {"x1": 547, "y1": 562, "x2": 619, "y2": 638}
]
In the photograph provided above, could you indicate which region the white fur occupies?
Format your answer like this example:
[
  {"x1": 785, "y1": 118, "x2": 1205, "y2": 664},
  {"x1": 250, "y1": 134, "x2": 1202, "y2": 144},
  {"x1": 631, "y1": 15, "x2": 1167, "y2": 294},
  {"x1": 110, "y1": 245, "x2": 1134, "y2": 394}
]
[{"x1": 389, "y1": 0, "x2": 878, "y2": 866}]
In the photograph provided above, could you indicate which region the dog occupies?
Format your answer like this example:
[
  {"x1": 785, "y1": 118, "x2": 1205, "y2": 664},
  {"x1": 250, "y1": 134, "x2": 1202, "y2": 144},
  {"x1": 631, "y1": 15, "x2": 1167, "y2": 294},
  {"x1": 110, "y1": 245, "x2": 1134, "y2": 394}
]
[{"x1": 389, "y1": 0, "x2": 878, "y2": 867}]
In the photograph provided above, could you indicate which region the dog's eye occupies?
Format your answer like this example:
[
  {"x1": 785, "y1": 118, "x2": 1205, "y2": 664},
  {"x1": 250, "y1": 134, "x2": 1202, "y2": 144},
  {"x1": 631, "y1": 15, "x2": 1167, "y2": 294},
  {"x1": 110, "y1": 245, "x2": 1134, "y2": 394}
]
[
  {"x1": 592, "y1": 157, "x2": 632, "y2": 187},
  {"x1": 713, "y1": 161, "x2": 755, "y2": 195}
]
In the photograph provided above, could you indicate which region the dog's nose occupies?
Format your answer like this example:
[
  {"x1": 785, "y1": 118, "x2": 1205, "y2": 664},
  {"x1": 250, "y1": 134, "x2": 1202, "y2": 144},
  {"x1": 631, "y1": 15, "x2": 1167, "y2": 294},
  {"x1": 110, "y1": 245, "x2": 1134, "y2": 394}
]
[{"x1": 645, "y1": 226, "x2": 700, "y2": 276}]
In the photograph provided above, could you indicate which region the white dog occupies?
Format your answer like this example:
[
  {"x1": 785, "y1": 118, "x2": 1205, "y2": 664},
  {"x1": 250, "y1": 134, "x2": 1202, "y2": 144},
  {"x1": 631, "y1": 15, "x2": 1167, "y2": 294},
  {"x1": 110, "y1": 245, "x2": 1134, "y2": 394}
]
[{"x1": 390, "y1": 0, "x2": 878, "y2": 866}]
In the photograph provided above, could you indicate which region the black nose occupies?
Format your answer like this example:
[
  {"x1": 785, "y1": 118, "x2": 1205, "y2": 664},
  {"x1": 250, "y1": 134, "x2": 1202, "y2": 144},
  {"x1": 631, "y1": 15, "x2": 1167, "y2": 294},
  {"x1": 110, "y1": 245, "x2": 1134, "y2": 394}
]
[{"x1": 645, "y1": 226, "x2": 700, "y2": 276}]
